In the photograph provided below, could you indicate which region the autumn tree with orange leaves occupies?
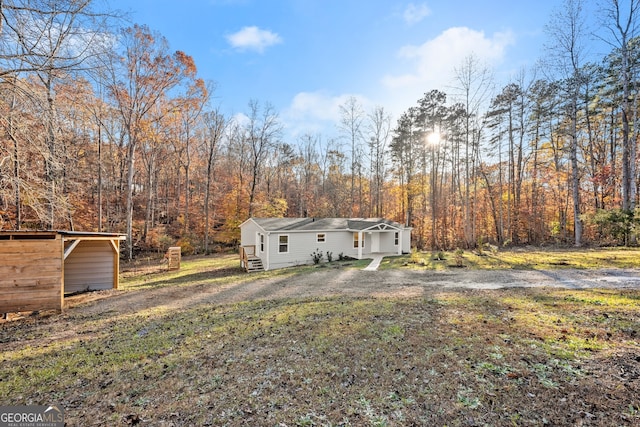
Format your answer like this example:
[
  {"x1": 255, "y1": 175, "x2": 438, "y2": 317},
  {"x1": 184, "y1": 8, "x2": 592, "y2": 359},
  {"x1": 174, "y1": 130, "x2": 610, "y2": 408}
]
[
  {"x1": 106, "y1": 24, "x2": 198, "y2": 259},
  {"x1": 4, "y1": 0, "x2": 640, "y2": 255}
]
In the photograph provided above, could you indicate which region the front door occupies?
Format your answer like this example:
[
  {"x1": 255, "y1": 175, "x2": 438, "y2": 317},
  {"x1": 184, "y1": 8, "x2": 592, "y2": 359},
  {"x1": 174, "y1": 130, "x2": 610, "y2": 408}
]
[{"x1": 371, "y1": 233, "x2": 380, "y2": 253}]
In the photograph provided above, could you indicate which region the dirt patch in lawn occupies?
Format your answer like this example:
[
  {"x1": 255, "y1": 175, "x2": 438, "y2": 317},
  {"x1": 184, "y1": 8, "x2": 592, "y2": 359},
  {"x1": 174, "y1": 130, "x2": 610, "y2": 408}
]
[
  {"x1": 1, "y1": 259, "x2": 639, "y2": 426},
  {"x1": 3, "y1": 263, "x2": 638, "y2": 357},
  {"x1": 69, "y1": 263, "x2": 640, "y2": 317}
]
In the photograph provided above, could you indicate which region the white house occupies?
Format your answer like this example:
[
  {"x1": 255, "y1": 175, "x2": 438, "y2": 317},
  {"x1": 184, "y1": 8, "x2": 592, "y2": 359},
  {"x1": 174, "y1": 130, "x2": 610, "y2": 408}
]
[{"x1": 239, "y1": 217, "x2": 412, "y2": 271}]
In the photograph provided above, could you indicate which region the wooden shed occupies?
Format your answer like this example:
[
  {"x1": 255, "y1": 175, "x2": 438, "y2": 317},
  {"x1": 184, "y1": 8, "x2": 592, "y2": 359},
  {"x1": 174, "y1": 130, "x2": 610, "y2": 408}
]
[{"x1": 0, "y1": 231, "x2": 126, "y2": 313}]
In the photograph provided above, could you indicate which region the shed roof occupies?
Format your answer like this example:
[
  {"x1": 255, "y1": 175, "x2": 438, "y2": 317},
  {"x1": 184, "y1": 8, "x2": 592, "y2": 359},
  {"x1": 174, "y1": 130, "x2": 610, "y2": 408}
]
[
  {"x1": 57, "y1": 231, "x2": 126, "y2": 239},
  {"x1": 248, "y1": 217, "x2": 407, "y2": 232},
  {"x1": 0, "y1": 230, "x2": 125, "y2": 240}
]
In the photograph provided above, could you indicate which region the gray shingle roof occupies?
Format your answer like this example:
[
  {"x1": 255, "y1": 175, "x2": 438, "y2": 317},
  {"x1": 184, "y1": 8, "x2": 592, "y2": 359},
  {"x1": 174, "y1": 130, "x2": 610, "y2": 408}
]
[{"x1": 251, "y1": 217, "x2": 405, "y2": 231}]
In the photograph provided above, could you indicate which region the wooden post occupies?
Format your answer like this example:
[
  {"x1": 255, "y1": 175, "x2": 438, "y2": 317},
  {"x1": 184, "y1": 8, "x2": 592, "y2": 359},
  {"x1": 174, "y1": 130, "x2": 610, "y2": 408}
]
[
  {"x1": 166, "y1": 247, "x2": 181, "y2": 270},
  {"x1": 111, "y1": 239, "x2": 121, "y2": 290}
]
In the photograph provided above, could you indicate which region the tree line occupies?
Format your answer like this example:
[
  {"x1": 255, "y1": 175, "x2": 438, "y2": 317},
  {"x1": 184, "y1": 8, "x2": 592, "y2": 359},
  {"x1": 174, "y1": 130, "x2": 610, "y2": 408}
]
[{"x1": 1, "y1": 0, "x2": 640, "y2": 258}]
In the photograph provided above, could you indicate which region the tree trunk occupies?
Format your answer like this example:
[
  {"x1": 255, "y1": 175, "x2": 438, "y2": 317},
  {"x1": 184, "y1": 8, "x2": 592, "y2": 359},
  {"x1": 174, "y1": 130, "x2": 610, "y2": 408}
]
[
  {"x1": 571, "y1": 94, "x2": 582, "y2": 246},
  {"x1": 97, "y1": 120, "x2": 103, "y2": 232},
  {"x1": 126, "y1": 139, "x2": 136, "y2": 259}
]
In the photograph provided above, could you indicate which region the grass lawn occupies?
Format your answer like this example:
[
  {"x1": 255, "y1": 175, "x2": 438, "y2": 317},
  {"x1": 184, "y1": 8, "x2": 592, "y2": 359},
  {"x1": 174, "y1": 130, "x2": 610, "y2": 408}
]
[
  {"x1": 381, "y1": 246, "x2": 640, "y2": 271},
  {"x1": 0, "y1": 249, "x2": 639, "y2": 426}
]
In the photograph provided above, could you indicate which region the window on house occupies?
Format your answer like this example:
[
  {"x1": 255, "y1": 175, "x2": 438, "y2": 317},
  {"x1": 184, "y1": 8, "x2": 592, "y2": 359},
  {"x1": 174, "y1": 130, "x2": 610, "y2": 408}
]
[
  {"x1": 394, "y1": 232, "x2": 399, "y2": 246},
  {"x1": 317, "y1": 233, "x2": 326, "y2": 243},
  {"x1": 278, "y1": 235, "x2": 289, "y2": 253},
  {"x1": 353, "y1": 232, "x2": 364, "y2": 248},
  {"x1": 260, "y1": 233, "x2": 264, "y2": 252}
]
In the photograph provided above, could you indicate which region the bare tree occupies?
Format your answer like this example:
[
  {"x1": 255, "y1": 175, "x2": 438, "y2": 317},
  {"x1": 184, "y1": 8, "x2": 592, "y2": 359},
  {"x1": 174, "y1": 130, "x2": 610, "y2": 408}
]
[
  {"x1": 245, "y1": 100, "x2": 282, "y2": 217},
  {"x1": 338, "y1": 96, "x2": 365, "y2": 217},
  {"x1": 527, "y1": 78, "x2": 560, "y2": 243},
  {"x1": 107, "y1": 24, "x2": 197, "y2": 259},
  {"x1": 452, "y1": 54, "x2": 494, "y2": 247},
  {"x1": 296, "y1": 133, "x2": 320, "y2": 217},
  {"x1": 545, "y1": 0, "x2": 590, "y2": 246},
  {"x1": 417, "y1": 90, "x2": 448, "y2": 248},
  {"x1": 0, "y1": 0, "x2": 119, "y2": 229},
  {"x1": 598, "y1": 0, "x2": 640, "y2": 215},
  {"x1": 485, "y1": 71, "x2": 533, "y2": 244},
  {"x1": 367, "y1": 106, "x2": 391, "y2": 218},
  {"x1": 139, "y1": 102, "x2": 170, "y2": 243},
  {"x1": 174, "y1": 78, "x2": 208, "y2": 235},
  {"x1": 0, "y1": 0, "x2": 118, "y2": 79},
  {"x1": 316, "y1": 136, "x2": 339, "y2": 208},
  {"x1": 391, "y1": 108, "x2": 421, "y2": 227},
  {"x1": 201, "y1": 107, "x2": 226, "y2": 253}
]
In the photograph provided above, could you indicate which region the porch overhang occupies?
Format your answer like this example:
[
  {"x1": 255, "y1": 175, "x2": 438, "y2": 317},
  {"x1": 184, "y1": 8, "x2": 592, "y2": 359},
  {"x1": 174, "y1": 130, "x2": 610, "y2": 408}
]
[{"x1": 351, "y1": 222, "x2": 405, "y2": 258}]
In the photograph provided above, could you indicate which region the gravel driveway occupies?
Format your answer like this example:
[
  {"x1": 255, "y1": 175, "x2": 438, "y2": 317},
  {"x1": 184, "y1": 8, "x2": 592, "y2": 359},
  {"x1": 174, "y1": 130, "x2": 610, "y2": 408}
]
[
  {"x1": 192, "y1": 266, "x2": 640, "y2": 305},
  {"x1": 61, "y1": 264, "x2": 640, "y2": 325},
  {"x1": 3, "y1": 263, "x2": 636, "y2": 352}
]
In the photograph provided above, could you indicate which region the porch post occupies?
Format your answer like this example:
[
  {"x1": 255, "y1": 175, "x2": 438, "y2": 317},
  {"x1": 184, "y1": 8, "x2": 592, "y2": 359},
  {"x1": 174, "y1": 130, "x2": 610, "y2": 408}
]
[
  {"x1": 358, "y1": 231, "x2": 363, "y2": 259},
  {"x1": 397, "y1": 229, "x2": 402, "y2": 255},
  {"x1": 265, "y1": 232, "x2": 270, "y2": 270}
]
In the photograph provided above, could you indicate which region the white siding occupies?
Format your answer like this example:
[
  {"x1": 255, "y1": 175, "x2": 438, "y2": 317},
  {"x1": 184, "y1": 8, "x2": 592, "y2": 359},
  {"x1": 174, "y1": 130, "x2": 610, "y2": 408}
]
[
  {"x1": 266, "y1": 231, "x2": 360, "y2": 270},
  {"x1": 320, "y1": 231, "x2": 360, "y2": 259},
  {"x1": 356, "y1": 230, "x2": 403, "y2": 255},
  {"x1": 402, "y1": 229, "x2": 412, "y2": 253},
  {"x1": 64, "y1": 240, "x2": 114, "y2": 293},
  {"x1": 379, "y1": 231, "x2": 396, "y2": 253},
  {"x1": 240, "y1": 220, "x2": 262, "y2": 247},
  {"x1": 240, "y1": 218, "x2": 413, "y2": 271}
]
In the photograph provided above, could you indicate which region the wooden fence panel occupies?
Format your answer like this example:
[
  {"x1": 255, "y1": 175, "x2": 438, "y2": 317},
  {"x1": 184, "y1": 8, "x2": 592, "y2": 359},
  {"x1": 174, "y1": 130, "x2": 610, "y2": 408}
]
[{"x1": 0, "y1": 237, "x2": 63, "y2": 313}]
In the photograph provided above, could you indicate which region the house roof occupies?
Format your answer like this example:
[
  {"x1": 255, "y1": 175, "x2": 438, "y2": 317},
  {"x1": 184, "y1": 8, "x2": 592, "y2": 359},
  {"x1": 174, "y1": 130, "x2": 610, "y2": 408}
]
[{"x1": 247, "y1": 217, "x2": 407, "y2": 232}]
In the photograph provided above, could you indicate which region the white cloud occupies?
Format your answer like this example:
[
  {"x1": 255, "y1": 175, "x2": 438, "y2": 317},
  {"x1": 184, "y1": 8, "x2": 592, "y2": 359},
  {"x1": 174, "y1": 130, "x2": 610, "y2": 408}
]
[
  {"x1": 281, "y1": 28, "x2": 516, "y2": 139},
  {"x1": 283, "y1": 91, "x2": 373, "y2": 138},
  {"x1": 230, "y1": 112, "x2": 250, "y2": 127},
  {"x1": 380, "y1": 26, "x2": 514, "y2": 115},
  {"x1": 288, "y1": 91, "x2": 349, "y2": 122},
  {"x1": 383, "y1": 27, "x2": 514, "y2": 90},
  {"x1": 226, "y1": 26, "x2": 282, "y2": 53},
  {"x1": 403, "y1": 3, "x2": 431, "y2": 25}
]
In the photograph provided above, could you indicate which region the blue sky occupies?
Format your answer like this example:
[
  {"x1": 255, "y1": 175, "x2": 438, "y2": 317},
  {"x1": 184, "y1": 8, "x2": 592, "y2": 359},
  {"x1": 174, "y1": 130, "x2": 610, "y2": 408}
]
[{"x1": 110, "y1": 0, "x2": 587, "y2": 141}]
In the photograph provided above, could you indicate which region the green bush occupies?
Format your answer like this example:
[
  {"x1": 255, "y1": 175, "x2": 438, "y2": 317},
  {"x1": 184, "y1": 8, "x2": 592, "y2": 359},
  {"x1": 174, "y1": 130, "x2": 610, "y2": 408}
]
[
  {"x1": 311, "y1": 248, "x2": 324, "y2": 264},
  {"x1": 590, "y1": 208, "x2": 640, "y2": 245}
]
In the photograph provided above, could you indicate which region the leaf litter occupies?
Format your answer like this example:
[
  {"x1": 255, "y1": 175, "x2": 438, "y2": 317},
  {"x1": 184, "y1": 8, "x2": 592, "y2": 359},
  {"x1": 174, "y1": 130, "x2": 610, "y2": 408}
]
[{"x1": 0, "y1": 258, "x2": 639, "y2": 426}]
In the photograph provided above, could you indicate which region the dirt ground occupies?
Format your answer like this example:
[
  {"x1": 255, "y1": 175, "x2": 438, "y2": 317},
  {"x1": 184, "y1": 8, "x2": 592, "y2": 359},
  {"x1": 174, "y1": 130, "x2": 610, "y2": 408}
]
[
  {"x1": 3, "y1": 264, "x2": 639, "y2": 351},
  {"x1": 3, "y1": 262, "x2": 640, "y2": 426},
  {"x1": 65, "y1": 264, "x2": 640, "y2": 320}
]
